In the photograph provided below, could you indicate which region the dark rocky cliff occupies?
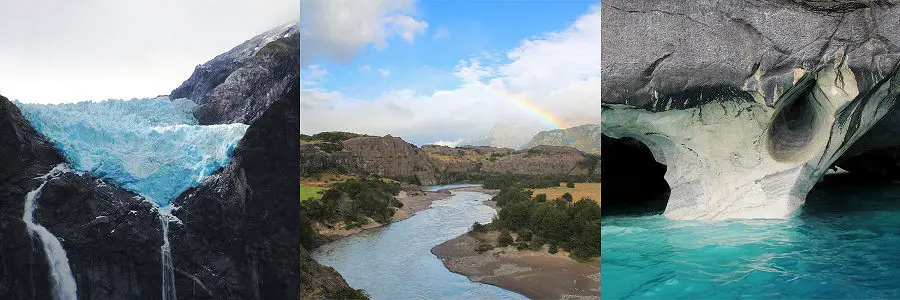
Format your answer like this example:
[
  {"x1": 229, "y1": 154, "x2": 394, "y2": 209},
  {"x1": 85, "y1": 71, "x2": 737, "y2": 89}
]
[
  {"x1": 172, "y1": 22, "x2": 300, "y2": 125},
  {"x1": 0, "y1": 94, "x2": 166, "y2": 299},
  {"x1": 169, "y1": 78, "x2": 301, "y2": 299},
  {"x1": 0, "y1": 93, "x2": 62, "y2": 299}
]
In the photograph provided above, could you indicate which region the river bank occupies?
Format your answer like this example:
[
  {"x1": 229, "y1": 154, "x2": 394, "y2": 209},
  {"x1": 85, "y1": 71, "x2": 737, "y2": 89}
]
[
  {"x1": 432, "y1": 230, "x2": 600, "y2": 300},
  {"x1": 311, "y1": 185, "x2": 492, "y2": 248},
  {"x1": 310, "y1": 188, "x2": 526, "y2": 299},
  {"x1": 310, "y1": 188, "x2": 452, "y2": 247}
]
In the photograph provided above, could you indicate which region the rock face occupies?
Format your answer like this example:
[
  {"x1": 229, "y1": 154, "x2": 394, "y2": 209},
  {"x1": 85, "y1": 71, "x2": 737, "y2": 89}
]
[
  {"x1": 171, "y1": 22, "x2": 300, "y2": 125},
  {"x1": 341, "y1": 136, "x2": 443, "y2": 185},
  {"x1": 602, "y1": 0, "x2": 900, "y2": 219},
  {"x1": 298, "y1": 245, "x2": 358, "y2": 299},
  {"x1": 0, "y1": 94, "x2": 166, "y2": 299},
  {"x1": 480, "y1": 145, "x2": 591, "y2": 176},
  {"x1": 37, "y1": 172, "x2": 165, "y2": 300},
  {"x1": 302, "y1": 134, "x2": 595, "y2": 184},
  {"x1": 0, "y1": 94, "x2": 62, "y2": 299},
  {"x1": 169, "y1": 78, "x2": 300, "y2": 299},
  {"x1": 603, "y1": 0, "x2": 900, "y2": 110},
  {"x1": 524, "y1": 124, "x2": 602, "y2": 154}
]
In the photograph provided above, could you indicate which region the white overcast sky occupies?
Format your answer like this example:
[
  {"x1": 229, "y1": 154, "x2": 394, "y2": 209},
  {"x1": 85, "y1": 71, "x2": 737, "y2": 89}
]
[{"x1": 0, "y1": 0, "x2": 300, "y2": 104}]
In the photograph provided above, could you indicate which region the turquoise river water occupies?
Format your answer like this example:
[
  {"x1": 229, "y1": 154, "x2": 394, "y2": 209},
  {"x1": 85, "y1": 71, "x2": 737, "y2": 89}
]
[{"x1": 602, "y1": 181, "x2": 900, "y2": 299}]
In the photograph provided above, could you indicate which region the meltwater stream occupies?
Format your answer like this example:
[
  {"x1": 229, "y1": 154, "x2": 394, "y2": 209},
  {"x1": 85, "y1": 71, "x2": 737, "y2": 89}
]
[
  {"x1": 602, "y1": 180, "x2": 900, "y2": 299},
  {"x1": 23, "y1": 164, "x2": 77, "y2": 300},
  {"x1": 311, "y1": 185, "x2": 527, "y2": 300}
]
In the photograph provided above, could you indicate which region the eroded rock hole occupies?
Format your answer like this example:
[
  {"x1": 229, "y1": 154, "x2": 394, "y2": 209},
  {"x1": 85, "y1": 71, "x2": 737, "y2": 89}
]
[
  {"x1": 600, "y1": 134, "x2": 669, "y2": 215},
  {"x1": 767, "y1": 83, "x2": 827, "y2": 162}
]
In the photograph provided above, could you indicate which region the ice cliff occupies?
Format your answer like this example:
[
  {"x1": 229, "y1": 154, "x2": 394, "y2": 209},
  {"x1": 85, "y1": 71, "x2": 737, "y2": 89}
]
[{"x1": 15, "y1": 97, "x2": 248, "y2": 206}]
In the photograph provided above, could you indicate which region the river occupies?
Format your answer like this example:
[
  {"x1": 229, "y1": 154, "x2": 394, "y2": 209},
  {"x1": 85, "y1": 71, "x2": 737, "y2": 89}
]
[{"x1": 310, "y1": 185, "x2": 527, "y2": 300}]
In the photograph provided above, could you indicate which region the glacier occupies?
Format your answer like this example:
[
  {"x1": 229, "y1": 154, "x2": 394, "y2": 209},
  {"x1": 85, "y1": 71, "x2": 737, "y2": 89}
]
[{"x1": 15, "y1": 97, "x2": 248, "y2": 206}]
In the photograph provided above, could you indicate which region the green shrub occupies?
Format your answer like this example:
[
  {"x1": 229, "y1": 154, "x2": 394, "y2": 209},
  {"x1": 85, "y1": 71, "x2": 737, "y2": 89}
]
[
  {"x1": 498, "y1": 230, "x2": 514, "y2": 247},
  {"x1": 516, "y1": 230, "x2": 533, "y2": 242},
  {"x1": 561, "y1": 192, "x2": 573, "y2": 202},
  {"x1": 529, "y1": 236, "x2": 545, "y2": 250},
  {"x1": 475, "y1": 242, "x2": 494, "y2": 253},
  {"x1": 548, "y1": 243, "x2": 559, "y2": 254},
  {"x1": 471, "y1": 221, "x2": 486, "y2": 233},
  {"x1": 534, "y1": 193, "x2": 547, "y2": 202},
  {"x1": 516, "y1": 241, "x2": 529, "y2": 250},
  {"x1": 566, "y1": 182, "x2": 575, "y2": 188}
]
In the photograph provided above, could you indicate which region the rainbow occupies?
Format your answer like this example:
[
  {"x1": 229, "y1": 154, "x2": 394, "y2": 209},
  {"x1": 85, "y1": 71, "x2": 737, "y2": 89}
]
[{"x1": 481, "y1": 84, "x2": 569, "y2": 130}]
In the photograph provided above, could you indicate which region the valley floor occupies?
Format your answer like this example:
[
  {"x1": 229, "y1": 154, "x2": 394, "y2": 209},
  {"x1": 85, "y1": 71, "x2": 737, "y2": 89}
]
[
  {"x1": 311, "y1": 188, "x2": 453, "y2": 247},
  {"x1": 432, "y1": 231, "x2": 600, "y2": 300}
]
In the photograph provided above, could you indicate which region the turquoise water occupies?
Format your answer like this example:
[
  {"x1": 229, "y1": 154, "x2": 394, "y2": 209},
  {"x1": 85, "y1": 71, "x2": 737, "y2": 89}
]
[{"x1": 602, "y1": 182, "x2": 900, "y2": 299}]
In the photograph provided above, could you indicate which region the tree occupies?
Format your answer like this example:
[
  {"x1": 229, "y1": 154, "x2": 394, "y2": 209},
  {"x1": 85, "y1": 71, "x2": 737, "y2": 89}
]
[
  {"x1": 499, "y1": 200, "x2": 535, "y2": 230},
  {"x1": 548, "y1": 243, "x2": 559, "y2": 254},
  {"x1": 498, "y1": 230, "x2": 514, "y2": 247},
  {"x1": 561, "y1": 192, "x2": 573, "y2": 202},
  {"x1": 534, "y1": 193, "x2": 547, "y2": 202},
  {"x1": 516, "y1": 230, "x2": 533, "y2": 242},
  {"x1": 470, "y1": 221, "x2": 486, "y2": 234},
  {"x1": 529, "y1": 236, "x2": 545, "y2": 250},
  {"x1": 566, "y1": 182, "x2": 575, "y2": 188}
]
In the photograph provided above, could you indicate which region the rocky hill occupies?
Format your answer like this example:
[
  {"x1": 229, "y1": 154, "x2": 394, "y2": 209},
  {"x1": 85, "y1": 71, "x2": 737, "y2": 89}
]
[
  {"x1": 459, "y1": 123, "x2": 538, "y2": 149},
  {"x1": 171, "y1": 21, "x2": 300, "y2": 125},
  {"x1": 301, "y1": 133, "x2": 596, "y2": 184},
  {"x1": 524, "y1": 124, "x2": 601, "y2": 154}
]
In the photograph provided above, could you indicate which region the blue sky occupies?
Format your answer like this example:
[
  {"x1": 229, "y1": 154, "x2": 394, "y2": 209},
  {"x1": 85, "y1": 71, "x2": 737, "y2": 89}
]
[
  {"x1": 305, "y1": 1, "x2": 596, "y2": 100},
  {"x1": 301, "y1": 0, "x2": 602, "y2": 146}
]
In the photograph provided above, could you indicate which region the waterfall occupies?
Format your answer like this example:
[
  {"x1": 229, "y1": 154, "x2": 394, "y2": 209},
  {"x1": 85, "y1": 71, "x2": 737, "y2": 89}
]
[
  {"x1": 159, "y1": 207, "x2": 177, "y2": 300},
  {"x1": 22, "y1": 164, "x2": 78, "y2": 300}
]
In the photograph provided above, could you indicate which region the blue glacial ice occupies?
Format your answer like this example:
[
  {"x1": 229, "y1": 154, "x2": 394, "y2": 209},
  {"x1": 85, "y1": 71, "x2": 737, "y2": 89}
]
[{"x1": 15, "y1": 97, "x2": 248, "y2": 206}]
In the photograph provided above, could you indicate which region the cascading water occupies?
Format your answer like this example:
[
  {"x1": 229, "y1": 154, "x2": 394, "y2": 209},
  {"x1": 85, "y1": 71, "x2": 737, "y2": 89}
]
[
  {"x1": 23, "y1": 164, "x2": 78, "y2": 300},
  {"x1": 15, "y1": 97, "x2": 249, "y2": 300},
  {"x1": 159, "y1": 207, "x2": 177, "y2": 300}
]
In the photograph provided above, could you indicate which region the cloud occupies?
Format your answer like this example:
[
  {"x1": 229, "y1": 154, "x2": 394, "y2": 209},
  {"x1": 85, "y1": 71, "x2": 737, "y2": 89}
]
[
  {"x1": 301, "y1": 64, "x2": 328, "y2": 86},
  {"x1": 453, "y1": 58, "x2": 496, "y2": 84},
  {"x1": 302, "y1": 4, "x2": 601, "y2": 145},
  {"x1": 433, "y1": 27, "x2": 450, "y2": 40},
  {"x1": 431, "y1": 139, "x2": 462, "y2": 147},
  {"x1": 384, "y1": 15, "x2": 428, "y2": 43},
  {"x1": 300, "y1": 0, "x2": 428, "y2": 66},
  {"x1": 378, "y1": 68, "x2": 391, "y2": 77},
  {"x1": 0, "y1": 0, "x2": 300, "y2": 104},
  {"x1": 360, "y1": 65, "x2": 372, "y2": 72}
]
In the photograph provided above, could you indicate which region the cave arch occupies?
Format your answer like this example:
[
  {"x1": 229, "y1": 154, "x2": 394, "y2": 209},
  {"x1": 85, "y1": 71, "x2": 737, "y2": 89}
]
[
  {"x1": 600, "y1": 134, "x2": 670, "y2": 215},
  {"x1": 766, "y1": 74, "x2": 832, "y2": 163}
]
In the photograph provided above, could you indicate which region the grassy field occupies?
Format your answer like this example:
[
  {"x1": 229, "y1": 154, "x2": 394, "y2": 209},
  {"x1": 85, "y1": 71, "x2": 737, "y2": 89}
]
[
  {"x1": 529, "y1": 182, "x2": 601, "y2": 203},
  {"x1": 300, "y1": 186, "x2": 324, "y2": 201},
  {"x1": 300, "y1": 173, "x2": 357, "y2": 187}
]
